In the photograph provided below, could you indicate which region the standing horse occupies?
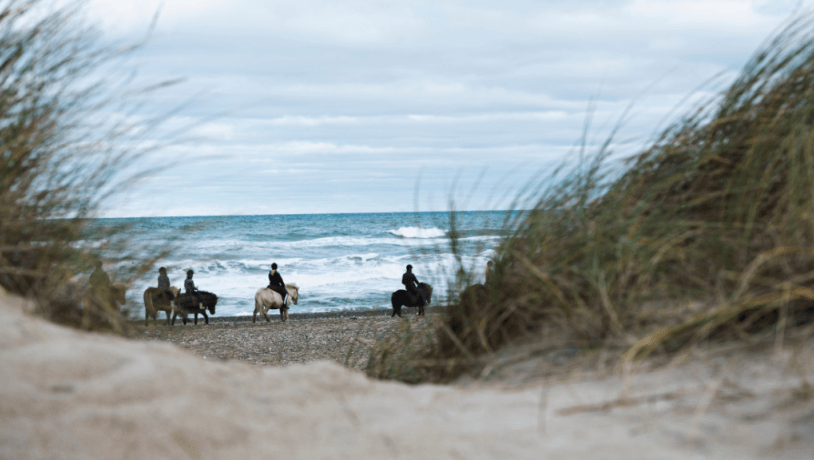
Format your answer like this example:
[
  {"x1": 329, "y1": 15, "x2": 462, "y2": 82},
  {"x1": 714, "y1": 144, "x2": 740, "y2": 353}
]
[
  {"x1": 172, "y1": 291, "x2": 218, "y2": 325},
  {"x1": 253, "y1": 283, "x2": 299, "y2": 323},
  {"x1": 391, "y1": 282, "x2": 433, "y2": 317},
  {"x1": 143, "y1": 286, "x2": 180, "y2": 326}
]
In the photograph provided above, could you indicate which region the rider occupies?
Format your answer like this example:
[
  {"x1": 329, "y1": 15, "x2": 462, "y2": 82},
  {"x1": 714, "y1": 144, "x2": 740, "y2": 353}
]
[
  {"x1": 267, "y1": 263, "x2": 287, "y2": 303},
  {"x1": 484, "y1": 260, "x2": 494, "y2": 284},
  {"x1": 184, "y1": 269, "x2": 201, "y2": 302},
  {"x1": 402, "y1": 264, "x2": 426, "y2": 306},
  {"x1": 157, "y1": 267, "x2": 172, "y2": 297},
  {"x1": 89, "y1": 259, "x2": 111, "y2": 305}
]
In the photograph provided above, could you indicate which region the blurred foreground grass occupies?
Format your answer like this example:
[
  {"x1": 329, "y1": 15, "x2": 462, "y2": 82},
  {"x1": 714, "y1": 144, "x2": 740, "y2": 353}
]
[
  {"x1": 0, "y1": 0, "x2": 172, "y2": 332},
  {"x1": 367, "y1": 15, "x2": 814, "y2": 383}
]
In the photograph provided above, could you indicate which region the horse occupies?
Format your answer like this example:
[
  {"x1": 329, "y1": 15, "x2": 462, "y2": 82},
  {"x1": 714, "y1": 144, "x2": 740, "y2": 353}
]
[
  {"x1": 391, "y1": 282, "x2": 433, "y2": 317},
  {"x1": 109, "y1": 284, "x2": 127, "y2": 312},
  {"x1": 172, "y1": 290, "x2": 218, "y2": 325},
  {"x1": 253, "y1": 283, "x2": 299, "y2": 323},
  {"x1": 143, "y1": 286, "x2": 180, "y2": 326}
]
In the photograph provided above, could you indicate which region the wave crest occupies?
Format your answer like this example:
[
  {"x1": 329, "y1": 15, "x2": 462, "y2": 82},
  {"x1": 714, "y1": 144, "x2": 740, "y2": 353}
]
[{"x1": 388, "y1": 227, "x2": 446, "y2": 238}]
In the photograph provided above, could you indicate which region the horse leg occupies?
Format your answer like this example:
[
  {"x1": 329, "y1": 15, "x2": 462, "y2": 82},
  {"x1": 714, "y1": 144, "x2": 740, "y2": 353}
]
[
  {"x1": 201, "y1": 310, "x2": 209, "y2": 325},
  {"x1": 280, "y1": 307, "x2": 288, "y2": 322},
  {"x1": 193, "y1": 312, "x2": 198, "y2": 326},
  {"x1": 263, "y1": 304, "x2": 271, "y2": 323}
]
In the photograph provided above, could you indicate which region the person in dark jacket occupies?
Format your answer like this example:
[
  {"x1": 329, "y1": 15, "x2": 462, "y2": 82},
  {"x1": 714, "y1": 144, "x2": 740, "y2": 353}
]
[
  {"x1": 157, "y1": 267, "x2": 172, "y2": 296},
  {"x1": 267, "y1": 263, "x2": 287, "y2": 303},
  {"x1": 184, "y1": 269, "x2": 198, "y2": 295},
  {"x1": 402, "y1": 264, "x2": 426, "y2": 305},
  {"x1": 89, "y1": 260, "x2": 111, "y2": 295}
]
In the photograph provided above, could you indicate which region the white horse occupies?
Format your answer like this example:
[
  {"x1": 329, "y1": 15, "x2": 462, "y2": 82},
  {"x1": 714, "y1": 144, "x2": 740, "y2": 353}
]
[
  {"x1": 253, "y1": 283, "x2": 299, "y2": 323},
  {"x1": 143, "y1": 286, "x2": 180, "y2": 326}
]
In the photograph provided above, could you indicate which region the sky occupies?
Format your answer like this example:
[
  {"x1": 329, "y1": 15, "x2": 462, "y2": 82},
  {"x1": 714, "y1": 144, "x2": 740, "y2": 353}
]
[{"x1": 83, "y1": 0, "x2": 808, "y2": 217}]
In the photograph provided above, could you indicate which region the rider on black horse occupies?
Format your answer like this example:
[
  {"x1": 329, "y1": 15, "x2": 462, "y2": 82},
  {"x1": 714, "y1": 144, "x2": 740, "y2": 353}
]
[
  {"x1": 402, "y1": 264, "x2": 427, "y2": 306},
  {"x1": 268, "y1": 262, "x2": 287, "y2": 304},
  {"x1": 184, "y1": 269, "x2": 202, "y2": 302}
]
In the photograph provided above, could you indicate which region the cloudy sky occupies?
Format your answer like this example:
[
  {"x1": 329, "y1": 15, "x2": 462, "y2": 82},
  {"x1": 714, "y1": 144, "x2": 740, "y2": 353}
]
[{"x1": 85, "y1": 0, "x2": 806, "y2": 217}]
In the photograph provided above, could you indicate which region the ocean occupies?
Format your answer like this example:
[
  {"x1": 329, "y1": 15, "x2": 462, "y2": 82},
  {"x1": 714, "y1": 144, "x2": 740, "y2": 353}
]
[{"x1": 108, "y1": 211, "x2": 506, "y2": 317}]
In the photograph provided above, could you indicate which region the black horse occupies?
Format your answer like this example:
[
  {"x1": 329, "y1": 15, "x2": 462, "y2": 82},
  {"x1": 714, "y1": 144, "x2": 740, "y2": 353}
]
[
  {"x1": 171, "y1": 290, "x2": 218, "y2": 325},
  {"x1": 391, "y1": 282, "x2": 433, "y2": 317}
]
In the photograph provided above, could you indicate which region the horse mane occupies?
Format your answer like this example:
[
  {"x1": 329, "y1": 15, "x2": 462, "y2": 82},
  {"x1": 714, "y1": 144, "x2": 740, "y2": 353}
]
[{"x1": 286, "y1": 283, "x2": 298, "y2": 289}]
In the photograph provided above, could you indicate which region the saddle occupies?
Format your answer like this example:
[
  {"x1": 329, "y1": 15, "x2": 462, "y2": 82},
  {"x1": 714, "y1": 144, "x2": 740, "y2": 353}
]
[
  {"x1": 267, "y1": 285, "x2": 288, "y2": 302},
  {"x1": 406, "y1": 289, "x2": 426, "y2": 306},
  {"x1": 175, "y1": 293, "x2": 204, "y2": 311}
]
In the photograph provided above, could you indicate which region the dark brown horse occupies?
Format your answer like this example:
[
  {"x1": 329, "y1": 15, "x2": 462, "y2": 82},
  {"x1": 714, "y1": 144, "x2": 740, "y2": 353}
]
[
  {"x1": 391, "y1": 282, "x2": 433, "y2": 317},
  {"x1": 172, "y1": 290, "x2": 218, "y2": 325}
]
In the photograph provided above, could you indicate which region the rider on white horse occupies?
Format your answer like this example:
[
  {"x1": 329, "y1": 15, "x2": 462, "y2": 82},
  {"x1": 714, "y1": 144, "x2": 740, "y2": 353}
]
[{"x1": 268, "y1": 263, "x2": 287, "y2": 303}]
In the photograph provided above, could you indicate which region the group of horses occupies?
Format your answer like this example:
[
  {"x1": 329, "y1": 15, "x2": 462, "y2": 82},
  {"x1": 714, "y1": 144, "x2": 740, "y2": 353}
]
[
  {"x1": 141, "y1": 281, "x2": 432, "y2": 326},
  {"x1": 142, "y1": 284, "x2": 301, "y2": 326}
]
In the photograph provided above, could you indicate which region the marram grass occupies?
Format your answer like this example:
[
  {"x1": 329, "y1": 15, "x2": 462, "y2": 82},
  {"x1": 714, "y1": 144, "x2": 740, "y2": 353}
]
[{"x1": 367, "y1": 14, "x2": 814, "y2": 382}]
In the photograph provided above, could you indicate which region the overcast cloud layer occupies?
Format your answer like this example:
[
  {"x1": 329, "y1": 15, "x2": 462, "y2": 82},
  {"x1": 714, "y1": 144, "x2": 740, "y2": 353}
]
[{"x1": 86, "y1": 0, "x2": 807, "y2": 217}]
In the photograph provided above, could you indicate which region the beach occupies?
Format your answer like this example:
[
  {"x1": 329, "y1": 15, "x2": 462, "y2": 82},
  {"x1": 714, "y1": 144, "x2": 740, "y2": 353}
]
[
  {"x1": 133, "y1": 309, "x2": 435, "y2": 370},
  {"x1": 6, "y1": 293, "x2": 814, "y2": 459}
]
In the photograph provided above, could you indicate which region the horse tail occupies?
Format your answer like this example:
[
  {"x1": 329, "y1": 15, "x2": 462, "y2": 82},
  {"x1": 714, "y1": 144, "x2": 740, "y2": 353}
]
[
  {"x1": 143, "y1": 288, "x2": 155, "y2": 325},
  {"x1": 391, "y1": 291, "x2": 402, "y2": 317}
]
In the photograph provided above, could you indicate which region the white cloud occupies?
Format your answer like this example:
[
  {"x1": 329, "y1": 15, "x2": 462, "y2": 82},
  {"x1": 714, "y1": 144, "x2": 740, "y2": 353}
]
[{"x1": 80, "y1": 0, "x2": 813, "y2": 216}]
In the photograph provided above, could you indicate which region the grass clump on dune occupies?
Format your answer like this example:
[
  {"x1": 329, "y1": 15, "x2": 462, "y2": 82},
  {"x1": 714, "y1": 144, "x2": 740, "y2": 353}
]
[
  {"x1": 0, "y1": 0, "x2": 172, "y2": 332},
  {"x1": 369, "y1": 15, "x2": 814, "y2": 382}
]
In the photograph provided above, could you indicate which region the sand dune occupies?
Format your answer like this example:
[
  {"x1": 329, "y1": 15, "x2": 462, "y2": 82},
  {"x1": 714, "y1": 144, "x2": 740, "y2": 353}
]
[{"x1": 1, "y1": 293, "x2": 813, "y2": 459}]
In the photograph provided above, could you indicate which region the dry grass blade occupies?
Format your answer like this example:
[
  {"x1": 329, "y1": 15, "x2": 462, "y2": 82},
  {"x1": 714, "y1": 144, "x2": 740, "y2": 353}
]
[
  {"x1": 368, "y1": 12, "x2": 814, "y2": 383},
  {"x1": 0, "y1": 1, "x2": 181, "y2": 333}
]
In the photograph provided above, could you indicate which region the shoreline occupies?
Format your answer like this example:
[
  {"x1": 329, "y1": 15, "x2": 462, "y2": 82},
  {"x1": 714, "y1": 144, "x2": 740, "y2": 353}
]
[{"x1": 139, "y1": 305, "x2": 446, "y2": 324}]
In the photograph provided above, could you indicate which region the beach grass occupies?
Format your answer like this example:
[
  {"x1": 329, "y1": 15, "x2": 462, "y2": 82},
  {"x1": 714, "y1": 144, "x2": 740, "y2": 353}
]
[
  {"x1": 0, "y1": 0, "x2": 177, "y2": 332},
  {"x1": 366, "y1": 13, "x2": 814, "y2": 383}
]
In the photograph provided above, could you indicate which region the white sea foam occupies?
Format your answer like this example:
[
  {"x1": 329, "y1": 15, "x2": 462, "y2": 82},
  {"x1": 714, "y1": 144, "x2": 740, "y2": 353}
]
[
  {"x1": 120, "y1": 212, "x2": 505, "y2": 316},
  {"x1": 388, "y1": 226, "x2": 446, "y2": 238}
]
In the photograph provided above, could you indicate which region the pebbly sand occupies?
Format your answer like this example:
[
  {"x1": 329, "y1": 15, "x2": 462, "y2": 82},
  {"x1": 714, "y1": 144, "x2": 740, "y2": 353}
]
[{"x1": 132, "y1": 308, "x2": 435, "y2": 370}]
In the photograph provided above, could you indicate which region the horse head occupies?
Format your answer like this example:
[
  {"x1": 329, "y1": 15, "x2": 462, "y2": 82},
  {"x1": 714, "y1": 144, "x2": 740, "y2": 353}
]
[
  {"x1": 200, "y1": 291, "x2": 218, "y2": 314},
  {"x1": 286, "y1": 284, "x2": 299, "y2": 306},
  {"x1": 419, "y1": 283, "x2": 433, "y2": 304},
  {"x1": 111, "y1": 284, "x2": 127, "y2": 306}
]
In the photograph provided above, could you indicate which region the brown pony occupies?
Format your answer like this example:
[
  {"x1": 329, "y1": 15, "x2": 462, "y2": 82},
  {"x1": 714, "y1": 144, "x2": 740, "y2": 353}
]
[
  {"x1": 110, "y1": 284, "x2": 127, "y2": 312},
  {"x1": 142, "y1": 286, "x2": 180, "y2": 326}
]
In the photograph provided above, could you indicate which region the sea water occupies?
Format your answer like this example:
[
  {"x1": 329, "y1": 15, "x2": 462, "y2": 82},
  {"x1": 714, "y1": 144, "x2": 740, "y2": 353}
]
[{"x1": 106, "y1": 211, "x2": 506, "y2": 317}]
